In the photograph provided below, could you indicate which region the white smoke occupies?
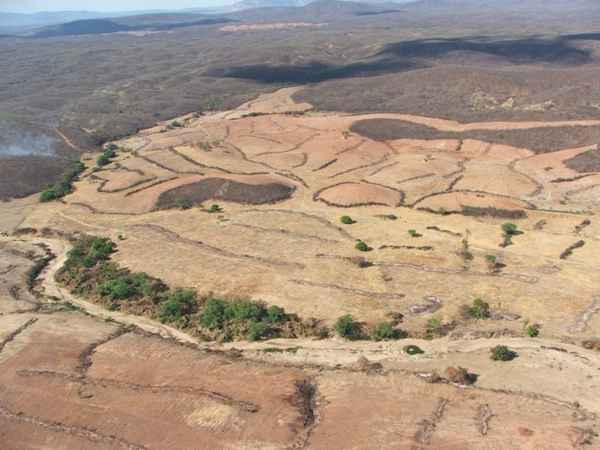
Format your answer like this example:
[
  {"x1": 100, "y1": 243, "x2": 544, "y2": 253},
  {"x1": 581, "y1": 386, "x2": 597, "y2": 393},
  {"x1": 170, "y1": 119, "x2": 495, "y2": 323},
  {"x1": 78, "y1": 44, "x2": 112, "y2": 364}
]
[{"x1": 0, "y1": 134, "x2": 56, "y2": 157}]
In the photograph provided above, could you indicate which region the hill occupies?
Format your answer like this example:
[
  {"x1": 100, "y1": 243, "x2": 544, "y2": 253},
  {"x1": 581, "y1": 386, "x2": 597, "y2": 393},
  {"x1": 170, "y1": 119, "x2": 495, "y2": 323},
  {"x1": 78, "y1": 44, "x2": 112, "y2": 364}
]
[{"x1": 32, "y1": 15, "x2": 234, "y2": 38}]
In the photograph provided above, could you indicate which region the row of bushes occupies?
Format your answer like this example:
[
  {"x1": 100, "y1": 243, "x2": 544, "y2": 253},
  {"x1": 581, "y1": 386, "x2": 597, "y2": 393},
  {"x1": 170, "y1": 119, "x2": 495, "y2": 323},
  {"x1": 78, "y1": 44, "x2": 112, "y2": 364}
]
[
  {"x1": 334, "y1": 314, "x2": 408, "y2": 341},
  {"x1": 56, "y1": 235, "x2": 320, "y2": 342},
  {"x1": 40, "y1": 161, "x2": 86, "y2": 202}
]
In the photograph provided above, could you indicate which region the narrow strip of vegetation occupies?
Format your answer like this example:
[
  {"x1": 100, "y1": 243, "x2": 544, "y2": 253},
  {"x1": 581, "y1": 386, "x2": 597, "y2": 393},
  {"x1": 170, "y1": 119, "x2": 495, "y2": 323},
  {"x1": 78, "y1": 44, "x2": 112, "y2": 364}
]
[
  {"x1": 334, "y1": 315, "x2": 408, "y2": 341},
  {"x1": 56, "y1": 235, "x2": 326, "y2": 342},
  {"x1": 40, "y1": 161, "x2": 85, "y2": 202}
]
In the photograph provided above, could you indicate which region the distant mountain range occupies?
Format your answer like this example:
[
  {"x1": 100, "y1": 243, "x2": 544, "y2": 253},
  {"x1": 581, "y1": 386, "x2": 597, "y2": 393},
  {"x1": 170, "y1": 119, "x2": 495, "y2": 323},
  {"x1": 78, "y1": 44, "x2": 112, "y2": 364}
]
[
  {"x1": 3, "y1": 0, "x2": 598, "y2": 37},
  {"x1": 0, "y1": 0, "x2": 418, "y2": 32}
]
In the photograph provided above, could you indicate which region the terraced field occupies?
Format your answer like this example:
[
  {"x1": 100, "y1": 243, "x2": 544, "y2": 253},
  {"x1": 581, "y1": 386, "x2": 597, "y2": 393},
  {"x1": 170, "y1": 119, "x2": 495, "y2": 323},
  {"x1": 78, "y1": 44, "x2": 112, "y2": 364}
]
[{"x1": 2, "y1": 87, "x2": 600, "y2": 449}]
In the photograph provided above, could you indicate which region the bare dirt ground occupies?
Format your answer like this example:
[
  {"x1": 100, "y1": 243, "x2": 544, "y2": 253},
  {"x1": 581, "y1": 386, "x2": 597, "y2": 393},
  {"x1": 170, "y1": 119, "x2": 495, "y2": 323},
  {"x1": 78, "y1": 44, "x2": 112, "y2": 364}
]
[
  {"x1": 2, "y1": 88, "x2": 600, "y2": 449},
  {"x1": 220, "y1": 23, "x2": 327, "y2": 32}
]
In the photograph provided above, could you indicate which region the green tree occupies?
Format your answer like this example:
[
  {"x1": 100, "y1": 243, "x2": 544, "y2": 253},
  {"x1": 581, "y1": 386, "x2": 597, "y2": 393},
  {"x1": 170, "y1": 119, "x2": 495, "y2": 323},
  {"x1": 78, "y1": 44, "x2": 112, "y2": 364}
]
[{"x1": 335, "y1": 314, "x2": 362, "y2": 340}]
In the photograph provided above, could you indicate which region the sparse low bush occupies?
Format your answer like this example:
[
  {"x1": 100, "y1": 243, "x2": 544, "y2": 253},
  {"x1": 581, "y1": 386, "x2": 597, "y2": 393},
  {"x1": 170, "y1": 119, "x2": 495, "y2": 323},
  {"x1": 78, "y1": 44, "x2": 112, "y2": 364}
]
[
  {"x1": 490, "y1": 345, "x2": 517, "y2": 361},
  {"x1": 445, "y1": 366, "x2": 477, "y2": 385},
  {"x1": 340, "y1": 215, "x2": 355, "y2": 225},
  {"x1": 425, "y1": 316, "x2": 443, "y2": 338},
  {"x1": 208, "y1": 204, "x2": 222, "y2": 213},
  {"x1": 335, "y1": 314, "x2": 363, "y2": 340},
  {"x1": 459, "y1": 235, "x2": 473, "y2": 262},
  {"x1": 404, "y1": 344, "x2": 424, "y2": 355},
  {"x1": 463, "y1": 298, "x2": 491, "y2": 320},
  {"x1": 525, "y1": 323, "x2": 540, "y2": 337},
  {"x1": 408, "y1": 229, "x2": 422, "y2": 238},
  {"x1": 502, "y1": 223, "x2": 519, "y2": 236},
  {"x1": 371, "y1": 322, "x2": 408, "y2": 341},
  {"x1": 500, "y1": 223, "x2": 522, "y2": 247},
  {"x1": 355, "y1": 240, "x2": 370, "y2": 252},
  {"x1": 485, "y1": 254, "x2": 504, "y2": 273}
]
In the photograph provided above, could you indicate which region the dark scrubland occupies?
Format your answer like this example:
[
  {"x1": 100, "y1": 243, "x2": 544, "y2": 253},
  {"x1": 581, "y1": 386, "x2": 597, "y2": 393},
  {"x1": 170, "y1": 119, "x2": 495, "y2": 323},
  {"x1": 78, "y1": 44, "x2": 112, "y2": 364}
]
[
  {"x1": 350, "y1": 119, "x2": 600, "y2": 153},
  {"x1": 2, "y1": 0, "x2": 600, "y2": 198},
  {"x1": 565, "y1": 148, "x2": 600, "y2": 172},
  {"x1": 156, "y1": 178, "x2": 295, "y2": 209}
]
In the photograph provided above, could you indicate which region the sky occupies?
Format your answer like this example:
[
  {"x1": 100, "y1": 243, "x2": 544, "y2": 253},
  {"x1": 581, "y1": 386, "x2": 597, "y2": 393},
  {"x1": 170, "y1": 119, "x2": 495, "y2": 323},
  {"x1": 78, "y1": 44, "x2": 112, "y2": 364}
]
[{"x1": 0, "y1": 0, "x2": 232, "y2": 13}]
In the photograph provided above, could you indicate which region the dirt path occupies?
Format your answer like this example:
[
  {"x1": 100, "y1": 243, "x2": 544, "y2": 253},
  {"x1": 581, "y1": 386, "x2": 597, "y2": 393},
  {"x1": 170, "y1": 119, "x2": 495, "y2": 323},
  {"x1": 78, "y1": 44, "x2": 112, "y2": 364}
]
[
  {"x1": 36, "y1": 237, "x2": 198, "y2": 345},
  {"x1": 19, "y1": 234, "x2": 600, "y2": 417}
]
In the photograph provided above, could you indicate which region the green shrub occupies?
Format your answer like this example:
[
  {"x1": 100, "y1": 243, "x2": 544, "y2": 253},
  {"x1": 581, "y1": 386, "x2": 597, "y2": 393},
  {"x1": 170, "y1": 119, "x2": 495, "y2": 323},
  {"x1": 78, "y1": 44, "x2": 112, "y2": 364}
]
[
  {"x1": 200, "y1": 298, "x2": 292, "y2": 337},
  {"x1": 355, "y1": 240, "x2": 370, "y2": 252},
  {"x1": 501, "y1": 223, "x2": 519, "y2": 236},
  {"x1": 490, "y1": 345, "x2": 517, "y2": 361},
  {"x1": 97, "y1": 277, "x2": 135, "y2": 300},
  {"x1": 40, "y1": 188, "x2": 59, "y2": 202},
  {"x1": 425, "y1": 317, "x2": 443, "y2": 337},
  {"x1": 465, "y1": 298, "x2": 491, "y2": 319},
  {"x1": 247, "y1": 321, "x2": 270, "y2": 341},
  {"x1": 266, "y1": 305, "x2": 286, "y2": 323},
  {"x1": 159, "y1": 288, "x2": 197, "y2": 322},
  {"x1": 460, "y1": 237, "x2": 474, "y2": 261},
  {"x1": 340, "y1": 215, "x2": 355, "y2": 225},
  {"x1": 525, "y1": 323, "x2": 540, "y2": 337},
  {"x1": 500, "y1": 223, "x2": 521, "y2": 247},
  {"x1": 371, "y1": 322, "x2": 408, "y2": 341},
  {"x1": 225, "y1": 299, "x2": 265, "y2": 322},
  {"x1": 485, "y1": 255, "x2": 497, "y2": 263},
  {"x1": 404, "y1": 345, "x2": 424, "y2": 355},
  {"x1": 335, "y1": 314, "x2": 362, "y2": 340},
  {"x1": 208, "y1": 204, "x2": 222, "y2": 213},
  {"x1": 96, "y1": 154, "x2": 111, "y2": 166},
  {"x1": 200, "y1": 298, "x2": 227, "y2": 329},
  {"x1": 408, "y1": 229, "x2": 422, "y2": 238},
  {"x1": 66, "y1": 237, "x2": 115, "y2": 270},
  {"x1": 97, "y1": 147, "x2": 117, "y2": 167}
]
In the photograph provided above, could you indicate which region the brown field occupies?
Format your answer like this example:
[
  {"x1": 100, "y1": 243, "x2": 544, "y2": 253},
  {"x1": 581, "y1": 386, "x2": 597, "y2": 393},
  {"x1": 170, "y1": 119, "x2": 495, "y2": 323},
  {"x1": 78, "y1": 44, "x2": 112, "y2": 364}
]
[
  {"x1": 8, "y1": 88, "x2": 600, "y2": 333},
  {"x1": 2, "y1": 87, "x2": 600, "y2": 448}
]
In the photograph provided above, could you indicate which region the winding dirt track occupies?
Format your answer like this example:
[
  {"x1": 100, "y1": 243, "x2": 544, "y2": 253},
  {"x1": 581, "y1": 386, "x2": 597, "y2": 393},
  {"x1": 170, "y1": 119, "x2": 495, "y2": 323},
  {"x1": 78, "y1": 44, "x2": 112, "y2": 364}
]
[{"x1": 2, "y1": 233, "x2": 600, "y2": 449}]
